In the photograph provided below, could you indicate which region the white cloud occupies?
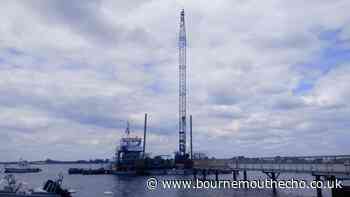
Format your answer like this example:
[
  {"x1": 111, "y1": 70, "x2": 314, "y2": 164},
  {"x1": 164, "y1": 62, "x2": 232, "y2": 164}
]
[{"x1": 0, "y1": 0, "x2": 349, "y2": 160}]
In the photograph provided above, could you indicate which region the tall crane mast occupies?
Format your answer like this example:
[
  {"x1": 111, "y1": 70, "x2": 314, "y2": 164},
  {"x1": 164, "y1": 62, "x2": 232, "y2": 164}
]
[{"x1": 178, "y1": 9, "x2": 187, "y2": 159}]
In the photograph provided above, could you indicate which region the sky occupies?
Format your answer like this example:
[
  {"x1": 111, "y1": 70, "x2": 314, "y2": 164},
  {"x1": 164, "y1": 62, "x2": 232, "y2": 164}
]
[{"x1": 1, "y1": 0, "x2": 350, "y2": 161}]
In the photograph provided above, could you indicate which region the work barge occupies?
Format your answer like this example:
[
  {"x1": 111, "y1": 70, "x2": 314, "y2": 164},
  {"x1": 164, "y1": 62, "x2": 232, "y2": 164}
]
[
  {"x1": 69, "y1": 9, "x2": 194, "y2": 176},
  {"x1": 69, "y1": 113, "x2": 195, "y2": 176},
  {"x1": 113, "y1": 113, "x2": 194, "y2": 175}
]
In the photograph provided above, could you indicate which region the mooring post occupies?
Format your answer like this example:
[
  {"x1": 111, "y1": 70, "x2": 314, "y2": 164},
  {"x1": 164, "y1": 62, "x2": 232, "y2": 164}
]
[
  {"x1": 315, "y1": 175, "x2": 322, "y2": 197},
  {"x1": 202, "y1": 169, "x2": 206, "y2": 180},
  {"x1": 263, "y1": 171, "x2": 280, "y2": 195},
  {"x1": 242, "y1": 170, "x2": 248, "y2": 188},
  {"x1": 193, "y1": 169, "x2": 197, "y2": 180},
  {"x1": 143, "y1": 113, "x2": 147, "y2": 158},
  {"x1": 190, "y1": 115, "x2": 193, "y2": 160},
  {"x1": 271, "y1": 172, "x2": 277, "y2": 195},
  {"x1": 215, "y1": 170, "x2": 219, "y2": 181},
  {"x1": 329, "y1": 175, "x2": 336, "y2": 197},
  {"x1": 232, "y1": 170, "x2": 237, "y2": 181}
]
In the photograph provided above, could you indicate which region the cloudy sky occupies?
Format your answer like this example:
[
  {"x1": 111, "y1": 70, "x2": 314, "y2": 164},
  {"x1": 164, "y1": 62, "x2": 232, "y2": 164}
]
[{"x1": 1, "y1": 0, "x2": 350, "y2": 161}]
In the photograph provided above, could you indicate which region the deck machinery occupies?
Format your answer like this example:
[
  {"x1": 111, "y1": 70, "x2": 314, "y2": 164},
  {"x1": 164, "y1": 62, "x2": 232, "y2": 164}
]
[{"x1": 115, "y1": 122, "x2": 143, "y2": 170}]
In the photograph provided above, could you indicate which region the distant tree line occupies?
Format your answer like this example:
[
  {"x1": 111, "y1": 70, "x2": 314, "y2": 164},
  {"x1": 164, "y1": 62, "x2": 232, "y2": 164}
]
[
  {"x1": 0, "y1": 158, "x2": 111, "y2": 164},
  {"x1": 231, "y1": 156, "x2": 350, "y2": 164},
  {"x1": 44, "y1": 158, "x2": 110, "y2": 164}
]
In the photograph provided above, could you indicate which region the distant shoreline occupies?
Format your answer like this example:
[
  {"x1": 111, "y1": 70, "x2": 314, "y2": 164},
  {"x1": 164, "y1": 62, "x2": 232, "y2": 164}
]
[{"x1": 0, "y1": 159, "x2": 110, "y2": 165}]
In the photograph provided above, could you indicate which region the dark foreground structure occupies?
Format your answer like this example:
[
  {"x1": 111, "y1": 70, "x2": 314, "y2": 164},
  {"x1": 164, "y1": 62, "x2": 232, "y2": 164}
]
[
  {"x1": 193, "y1": 157, "x2": 350, "y2": 197},
  {"x1": 0, "y1": 174, "x2": 71, "y2": 197}
]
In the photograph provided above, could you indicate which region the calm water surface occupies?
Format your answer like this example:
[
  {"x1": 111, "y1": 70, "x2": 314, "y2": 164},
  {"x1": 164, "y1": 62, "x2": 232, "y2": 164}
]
[{"x1": 2, "y1": 164, "x2": 334, "y2": 197}]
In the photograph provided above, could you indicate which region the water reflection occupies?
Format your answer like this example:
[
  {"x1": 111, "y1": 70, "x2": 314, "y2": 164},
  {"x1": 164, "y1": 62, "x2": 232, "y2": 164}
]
[{"x1": 1, "y1": 164, "x2": 333, "y2": 197}]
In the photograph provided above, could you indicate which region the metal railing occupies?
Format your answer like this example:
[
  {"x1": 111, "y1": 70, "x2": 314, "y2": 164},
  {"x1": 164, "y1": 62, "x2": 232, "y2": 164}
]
[{"x1": 228, "y1": 162, "x2": 350, "y2": 174}]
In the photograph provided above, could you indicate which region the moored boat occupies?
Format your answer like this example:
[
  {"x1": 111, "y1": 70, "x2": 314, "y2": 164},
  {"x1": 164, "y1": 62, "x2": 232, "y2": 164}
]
[
  {"x1": 4, "y1": 168, "x2": 41, "y2": 174},
  {"x1": 4, "y1": 159, "x2": 42, "y2": 174}
]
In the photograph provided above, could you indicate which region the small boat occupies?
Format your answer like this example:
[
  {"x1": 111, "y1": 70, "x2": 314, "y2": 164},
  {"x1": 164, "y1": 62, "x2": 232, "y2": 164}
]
[
  {"x1": 4, "y1": 159, "x2": 42, "y2": 174},
  {"x1": 4, "y1": 168, "x2": 41, "y2": 174}
]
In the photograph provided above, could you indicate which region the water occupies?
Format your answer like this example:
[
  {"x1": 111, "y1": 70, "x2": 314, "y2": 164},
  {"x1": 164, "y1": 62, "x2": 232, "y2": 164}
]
[{"x1": 1, "y1": 164, "x2": 335, "y2": 197}]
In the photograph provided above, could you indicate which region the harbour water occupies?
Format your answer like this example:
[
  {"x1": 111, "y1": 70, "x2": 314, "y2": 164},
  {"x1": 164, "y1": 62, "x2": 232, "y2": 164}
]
[{"x1": 1, "y1": 164, "x2": 336, "y2": 197}]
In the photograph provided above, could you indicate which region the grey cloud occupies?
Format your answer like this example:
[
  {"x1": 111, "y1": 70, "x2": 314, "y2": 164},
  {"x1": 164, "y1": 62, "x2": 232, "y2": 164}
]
[
  {"x1": 8, "y1": 0, "x2": 157, "y2": 54},
  {"x1": 1, "y1": 0, "x2": 350, "y2": 160},
  {"x1": 269, "y1": 95, "x2": 307, "y2": 110}
]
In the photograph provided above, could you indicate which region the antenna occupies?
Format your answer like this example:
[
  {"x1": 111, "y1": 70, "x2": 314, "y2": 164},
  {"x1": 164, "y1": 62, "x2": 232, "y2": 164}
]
[{"x1": 125, "y1": 121, "x2": 130, "y2": 136}]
